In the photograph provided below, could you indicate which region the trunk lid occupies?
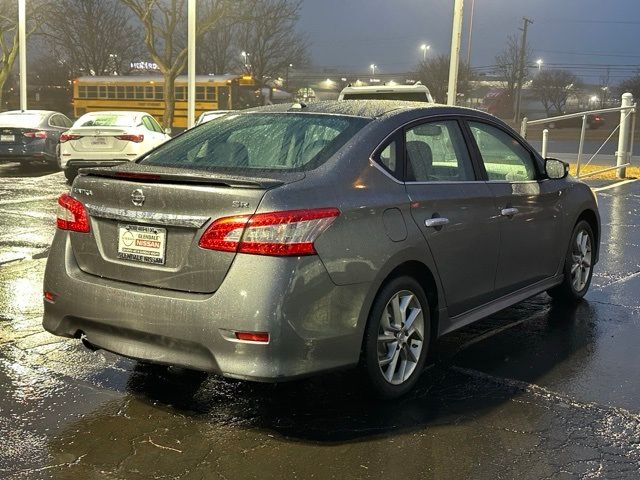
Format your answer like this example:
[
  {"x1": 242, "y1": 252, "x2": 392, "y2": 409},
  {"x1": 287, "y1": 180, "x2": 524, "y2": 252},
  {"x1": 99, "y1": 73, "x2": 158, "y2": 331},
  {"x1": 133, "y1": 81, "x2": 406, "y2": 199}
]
[
  {"x1": 68, "y1": 165, "x2": 293, "y2": 293},
  {"x1": 0, "y1": 127, "x2": 41, "y2": 146},
  {"x1": 67, "y1": 127, "x2": 132, "y2": 152}
]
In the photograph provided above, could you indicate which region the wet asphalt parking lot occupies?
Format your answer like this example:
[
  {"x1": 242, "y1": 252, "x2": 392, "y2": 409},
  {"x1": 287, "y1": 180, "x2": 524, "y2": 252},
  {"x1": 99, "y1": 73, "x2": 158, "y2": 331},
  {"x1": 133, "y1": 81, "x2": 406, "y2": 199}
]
[{"x1": 0, "y1": 162, "x2": 639, "y2": 480}]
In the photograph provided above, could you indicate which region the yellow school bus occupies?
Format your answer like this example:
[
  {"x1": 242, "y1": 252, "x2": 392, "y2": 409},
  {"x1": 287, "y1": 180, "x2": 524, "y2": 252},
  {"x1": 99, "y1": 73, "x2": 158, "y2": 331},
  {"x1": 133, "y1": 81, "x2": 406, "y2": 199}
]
[{"x1": 72, "y1": 74, "x2": 260, "y2": 128}]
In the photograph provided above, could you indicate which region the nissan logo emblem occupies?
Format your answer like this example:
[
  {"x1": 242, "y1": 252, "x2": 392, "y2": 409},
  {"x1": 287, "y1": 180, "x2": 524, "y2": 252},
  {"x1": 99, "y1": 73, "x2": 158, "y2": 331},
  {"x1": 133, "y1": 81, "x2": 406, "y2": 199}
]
[{"x1": 131, "y1": 189, "x2": 145, "y2": 206}]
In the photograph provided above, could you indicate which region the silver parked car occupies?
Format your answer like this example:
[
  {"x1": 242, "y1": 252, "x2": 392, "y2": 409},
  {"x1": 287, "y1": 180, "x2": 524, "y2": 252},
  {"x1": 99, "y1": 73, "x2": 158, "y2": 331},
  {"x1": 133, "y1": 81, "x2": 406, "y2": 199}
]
[{"x1": 43, "y1": 101, "x2": 600, "y2": 397}]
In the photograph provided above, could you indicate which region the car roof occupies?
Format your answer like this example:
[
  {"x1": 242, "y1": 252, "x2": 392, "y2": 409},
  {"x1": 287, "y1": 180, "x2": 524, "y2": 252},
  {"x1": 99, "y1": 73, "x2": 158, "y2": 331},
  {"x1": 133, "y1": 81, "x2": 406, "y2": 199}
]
[
  {"x1": 247, "y1": 100, "x2": 498, "y2": 122},
  {"x1": 79, "y1": 111, "x2": 148, "y2": 117},
  {"x1": 0, "y1": 110, "x2": 58, "y2": 116},
  {"x1": 340, "y1": 84, "x2": 431, "y2": 94}
]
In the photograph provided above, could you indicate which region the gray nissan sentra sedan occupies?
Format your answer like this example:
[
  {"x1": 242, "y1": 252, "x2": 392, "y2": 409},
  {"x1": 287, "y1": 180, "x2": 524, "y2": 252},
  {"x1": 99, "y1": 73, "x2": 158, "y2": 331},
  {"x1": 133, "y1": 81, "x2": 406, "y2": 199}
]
[{"x1": 43, "y1": 101, "x2": 600, "y2": 397}]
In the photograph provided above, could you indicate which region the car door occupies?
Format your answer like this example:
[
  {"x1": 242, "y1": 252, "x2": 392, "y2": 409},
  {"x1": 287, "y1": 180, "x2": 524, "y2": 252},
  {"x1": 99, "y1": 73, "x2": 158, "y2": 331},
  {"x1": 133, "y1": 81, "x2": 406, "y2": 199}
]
[
  {"x1": 465, "y1": 120, "x2": 564, "y2": 294},
  {"x1": 404, "y1": 119, "x2": 501, "y2": 318}
]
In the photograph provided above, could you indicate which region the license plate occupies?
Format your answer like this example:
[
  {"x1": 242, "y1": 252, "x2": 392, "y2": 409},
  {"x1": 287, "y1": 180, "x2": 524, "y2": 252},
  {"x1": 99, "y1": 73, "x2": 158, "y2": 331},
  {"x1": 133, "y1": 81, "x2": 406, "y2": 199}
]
[
  {"x1": 0, "y1": 134, "x2": 15, "y2": 142},
  {"x1": 117, "y1": 224, "x2": 167, "y2": 265},
  {"x1": 91, "y1": 137, "x2": 107, "y2": 145}
]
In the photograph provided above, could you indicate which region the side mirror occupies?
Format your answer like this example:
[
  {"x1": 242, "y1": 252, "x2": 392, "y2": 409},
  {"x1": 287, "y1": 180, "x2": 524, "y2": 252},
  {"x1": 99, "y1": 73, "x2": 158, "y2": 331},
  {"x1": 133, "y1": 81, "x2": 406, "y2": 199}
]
[
  {"x1": 164, "y1": 127, "x2": 172, "y2": 136},
  {"x1": 545, "y1": 158, "x2": 569, "y2": 179}
]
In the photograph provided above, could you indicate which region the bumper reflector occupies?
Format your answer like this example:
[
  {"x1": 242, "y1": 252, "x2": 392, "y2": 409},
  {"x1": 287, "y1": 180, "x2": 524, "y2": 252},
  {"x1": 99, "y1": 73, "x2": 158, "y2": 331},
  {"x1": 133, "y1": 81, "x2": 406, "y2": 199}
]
[
  {"x1": 235, "y1": 331, "x2": 269, "y2": 343},
  {"x1": 44, "y1": 291, "x2": 56, "y2": 302}
]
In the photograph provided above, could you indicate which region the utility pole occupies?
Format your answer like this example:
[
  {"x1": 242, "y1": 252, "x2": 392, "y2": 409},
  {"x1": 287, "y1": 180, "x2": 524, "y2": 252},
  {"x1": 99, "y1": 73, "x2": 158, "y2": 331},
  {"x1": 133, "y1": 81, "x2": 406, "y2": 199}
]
[
  {"x1": 187, "y1": 0, "x2": 196, "y2": 128},
  {"x1": 447, "y1": 0, "x2": 464, "y2": 106},
  {"x1": 513, "y1": 16, "x2": 533, "y2": 123},
  {"x1": 18, "y1": 0, "x2": 27, "y2": 111}
]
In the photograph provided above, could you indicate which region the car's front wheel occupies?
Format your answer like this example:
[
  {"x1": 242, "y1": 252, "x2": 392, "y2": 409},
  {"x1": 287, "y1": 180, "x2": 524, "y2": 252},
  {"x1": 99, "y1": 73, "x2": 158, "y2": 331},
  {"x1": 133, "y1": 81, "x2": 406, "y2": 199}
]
[
  {"x1": 548, "y1": 220, "x2": 595, "y2": 302},
  {"x1": 362, "y1": 276, "x2": 430, "y2": 398}
]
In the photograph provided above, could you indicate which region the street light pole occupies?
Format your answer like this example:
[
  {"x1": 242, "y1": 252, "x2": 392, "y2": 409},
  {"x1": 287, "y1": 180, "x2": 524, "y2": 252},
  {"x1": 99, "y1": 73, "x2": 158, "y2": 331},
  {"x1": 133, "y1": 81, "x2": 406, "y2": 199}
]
[
  {"x1": 447, "y1": 0, "x2": 464, "y2": 106},
  {"x1": 465, "y1": 0, "x2": 475, "y2": 67},
  {"x1": 18, "y1": 0, "x2": 27, "y2": 111},
  {"x1": 187, "y1": 0, "x2": 196, "y2": 128}
]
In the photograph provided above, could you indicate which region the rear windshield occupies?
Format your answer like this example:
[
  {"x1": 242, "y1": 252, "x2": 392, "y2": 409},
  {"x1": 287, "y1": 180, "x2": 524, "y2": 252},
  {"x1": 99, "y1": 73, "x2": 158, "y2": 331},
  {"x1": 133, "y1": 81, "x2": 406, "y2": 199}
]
[
  {"x1": 0, "y1": 113, "x2": 45, "y2": 128},
  {"x1": 76, "y1": 114, "x2": 135, "y2": 127},
  {"x1": 140, "y1": 113, "x2": 369, "y2": 172},
  {"x1": 343, "y1": 92, "x2": 429, "y2": 102}
]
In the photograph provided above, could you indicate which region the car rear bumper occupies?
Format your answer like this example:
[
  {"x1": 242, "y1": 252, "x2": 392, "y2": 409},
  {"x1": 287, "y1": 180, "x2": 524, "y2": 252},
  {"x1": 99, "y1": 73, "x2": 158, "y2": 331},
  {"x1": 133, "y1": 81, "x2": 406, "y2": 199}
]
[
  {"x1": 0, "y1": 143, "x2": 53, "y2": 162},
  {"x1": 43, "y1": 232, "x2": 370, "y2": 381},
  {"x1": 64, "y1": 159, "x2": 130, "y2": 171}
]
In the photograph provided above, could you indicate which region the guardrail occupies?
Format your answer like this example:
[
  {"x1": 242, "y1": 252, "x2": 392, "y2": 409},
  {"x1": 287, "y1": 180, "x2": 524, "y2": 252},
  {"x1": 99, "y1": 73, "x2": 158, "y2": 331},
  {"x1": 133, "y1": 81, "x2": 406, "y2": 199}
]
[{"x1": 520, "y1": 93, "x2": 636, "y2": 179}]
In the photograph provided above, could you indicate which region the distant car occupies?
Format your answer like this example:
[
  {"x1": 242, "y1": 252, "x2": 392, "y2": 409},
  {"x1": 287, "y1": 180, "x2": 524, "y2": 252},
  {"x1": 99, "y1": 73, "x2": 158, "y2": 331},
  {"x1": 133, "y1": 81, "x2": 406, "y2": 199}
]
[
  {"x1": 0, "y1": 110, "x2": 73, "y2": 169},
  {"x1": 339, "y1": 83, "x2": 434, "y2": 103},
  {"x1": 546, "y1": 114, "x2": 605, "y2": 130},
  {"x1": 44, "y1": 101, "x2": 600, "y2": 398},
  {"x1": 60, "y1": 111, "x2": 171, "y2": 182},
  {"x1": 195, "y1": 110, "x2": 233, "y2": 126}
]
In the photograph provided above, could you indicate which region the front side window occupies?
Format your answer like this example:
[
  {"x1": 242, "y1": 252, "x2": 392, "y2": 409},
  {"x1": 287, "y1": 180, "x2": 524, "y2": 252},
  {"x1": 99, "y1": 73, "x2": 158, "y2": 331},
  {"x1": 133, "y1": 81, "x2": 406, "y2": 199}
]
[
  {"x1": 468, "y1": 122, "x2": 538, "y2": 181},
  {"x1": 140, "y1": 113, "x2": 369, "y2": 173},
  {"x1": 405, "y1": 120, "x2": 475, "y2": 182}
]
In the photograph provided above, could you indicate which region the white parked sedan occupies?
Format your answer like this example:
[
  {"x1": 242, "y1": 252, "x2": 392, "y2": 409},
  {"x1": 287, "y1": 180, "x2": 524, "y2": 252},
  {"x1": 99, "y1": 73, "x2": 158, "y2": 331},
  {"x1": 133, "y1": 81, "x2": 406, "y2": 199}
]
[{"x1": 60, "y1": 111, "x2": 171, "y2": 182}]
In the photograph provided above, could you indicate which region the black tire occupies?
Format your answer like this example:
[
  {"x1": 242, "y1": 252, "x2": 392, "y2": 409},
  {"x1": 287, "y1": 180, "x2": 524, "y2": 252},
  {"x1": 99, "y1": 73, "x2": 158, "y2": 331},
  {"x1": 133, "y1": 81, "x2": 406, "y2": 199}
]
[
  {"x1": 547, "y1": 220, "x2": 595, "y2": 302},
  {"x1": 362, "y1": 276, "x2": 431, "y2": 399},
  {"x1": 64, "y1": 168, "x2": 77, "y2": 184}
]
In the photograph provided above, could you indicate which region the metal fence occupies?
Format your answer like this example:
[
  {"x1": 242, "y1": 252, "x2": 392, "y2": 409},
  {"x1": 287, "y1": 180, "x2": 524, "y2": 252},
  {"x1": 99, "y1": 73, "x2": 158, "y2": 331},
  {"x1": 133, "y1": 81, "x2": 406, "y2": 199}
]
[{"x1": 520, "y1": 93, "x2": 636, "y2": 179}]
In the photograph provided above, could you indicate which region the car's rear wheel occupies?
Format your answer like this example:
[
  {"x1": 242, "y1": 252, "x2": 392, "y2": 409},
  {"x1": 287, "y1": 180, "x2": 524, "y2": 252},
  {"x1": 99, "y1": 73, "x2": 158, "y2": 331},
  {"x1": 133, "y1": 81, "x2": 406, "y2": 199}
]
[
  {"x1": 548, "y1": 220, "x2": 595, "y2": 302},
  {"x1": 362, "y1": 276, "x2": 430, "y2": 398}
]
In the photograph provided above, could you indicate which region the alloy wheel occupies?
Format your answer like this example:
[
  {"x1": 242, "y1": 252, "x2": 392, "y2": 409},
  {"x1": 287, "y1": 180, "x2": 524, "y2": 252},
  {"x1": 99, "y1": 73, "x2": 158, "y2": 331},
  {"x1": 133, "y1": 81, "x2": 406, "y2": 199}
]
[
  {"x1": 377, "y1": 290, "x2": 425, "y2": 385},
  {"x1": 571, "y1": 229, "x2": 592, "y2": 292}
]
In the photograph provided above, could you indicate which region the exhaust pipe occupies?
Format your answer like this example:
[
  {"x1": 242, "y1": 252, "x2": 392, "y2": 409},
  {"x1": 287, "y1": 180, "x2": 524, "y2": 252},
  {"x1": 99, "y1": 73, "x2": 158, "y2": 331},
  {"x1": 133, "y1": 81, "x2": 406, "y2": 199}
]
[{"x1": 80, "y1": 333, "x2": 100, "y2": 352}]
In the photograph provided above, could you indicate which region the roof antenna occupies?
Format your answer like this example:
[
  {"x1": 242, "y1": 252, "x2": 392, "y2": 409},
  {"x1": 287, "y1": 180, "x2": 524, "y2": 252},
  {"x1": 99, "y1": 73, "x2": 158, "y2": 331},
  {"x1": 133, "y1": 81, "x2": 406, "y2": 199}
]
[{"x1": 289, "y1": 102, "x2": 307, "y2": 110}]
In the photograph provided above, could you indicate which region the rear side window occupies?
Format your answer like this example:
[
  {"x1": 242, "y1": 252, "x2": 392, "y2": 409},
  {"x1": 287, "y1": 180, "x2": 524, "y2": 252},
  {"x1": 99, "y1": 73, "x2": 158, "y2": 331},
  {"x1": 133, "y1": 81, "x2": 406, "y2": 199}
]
[
  {"x1": 405, "y1": 121, "x2": 475, "y2": 182},
  {"x1": 140, "y1": 113, "x2": 369, "y2": 172}
]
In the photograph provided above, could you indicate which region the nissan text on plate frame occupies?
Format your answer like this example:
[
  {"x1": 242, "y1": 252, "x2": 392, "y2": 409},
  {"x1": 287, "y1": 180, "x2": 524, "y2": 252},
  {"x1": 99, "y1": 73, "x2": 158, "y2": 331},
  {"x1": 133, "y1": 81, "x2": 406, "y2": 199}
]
[{"x1": 43, "y1": 100, "x2": 600, "y2": 398}]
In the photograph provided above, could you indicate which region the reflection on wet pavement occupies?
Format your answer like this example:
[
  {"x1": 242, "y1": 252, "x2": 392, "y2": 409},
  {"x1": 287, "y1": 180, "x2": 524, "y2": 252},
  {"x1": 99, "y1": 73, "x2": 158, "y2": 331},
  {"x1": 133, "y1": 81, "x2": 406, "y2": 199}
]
[{"x1": 1, "y1": 174, "x2": 639, "y2": 479}]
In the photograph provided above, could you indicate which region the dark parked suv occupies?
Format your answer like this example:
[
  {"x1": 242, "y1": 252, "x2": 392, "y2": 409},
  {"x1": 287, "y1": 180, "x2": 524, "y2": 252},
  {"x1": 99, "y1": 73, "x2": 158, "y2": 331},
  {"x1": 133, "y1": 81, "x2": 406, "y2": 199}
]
[{"x1": 43, "y1": 101, "x2": 600, "y2": 397}]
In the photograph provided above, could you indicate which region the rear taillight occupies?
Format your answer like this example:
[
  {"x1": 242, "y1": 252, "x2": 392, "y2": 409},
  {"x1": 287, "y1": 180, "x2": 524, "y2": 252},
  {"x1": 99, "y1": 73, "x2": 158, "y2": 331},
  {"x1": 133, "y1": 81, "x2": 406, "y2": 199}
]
[
  {"x1": 56, "y1": 193, "x2": 90, "y2": 233},
  {"x1": 115, "y1": 134, "x2": 144, "y2": 143},
  {"x1": 199, "y1": 208, "x2": 340, "y2": 256},
  {"x1": 23, "y1": 130, "x2": 48, "y2": 139},
  {"x1": 60, "y1": 133, "x2": 82, "y2": 143}
]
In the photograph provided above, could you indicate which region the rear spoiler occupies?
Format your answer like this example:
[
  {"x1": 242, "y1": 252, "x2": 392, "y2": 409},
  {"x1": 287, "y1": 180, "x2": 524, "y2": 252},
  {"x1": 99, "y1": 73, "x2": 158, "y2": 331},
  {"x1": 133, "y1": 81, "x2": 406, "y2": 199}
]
[{"x1": 79, "y1": 166, "x2": 284, "y2": 189}]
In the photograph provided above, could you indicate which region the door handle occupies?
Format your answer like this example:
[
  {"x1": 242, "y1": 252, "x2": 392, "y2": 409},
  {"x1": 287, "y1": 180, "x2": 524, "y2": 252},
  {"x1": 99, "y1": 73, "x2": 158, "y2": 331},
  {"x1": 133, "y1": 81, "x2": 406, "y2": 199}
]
[
  {"x1": 500, "y1": 207, "x2": 519, "y2": 217},
  {"x1": 425, "y1": 217, "x2": 450, "y2": 228}
]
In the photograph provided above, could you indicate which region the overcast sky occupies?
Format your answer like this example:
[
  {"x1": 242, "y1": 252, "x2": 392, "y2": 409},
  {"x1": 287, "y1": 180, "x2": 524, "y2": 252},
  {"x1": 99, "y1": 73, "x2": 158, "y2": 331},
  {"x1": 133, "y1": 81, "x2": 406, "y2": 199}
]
[{"x1": 298, "y1": 0, "x2": 640, "y2": 83}]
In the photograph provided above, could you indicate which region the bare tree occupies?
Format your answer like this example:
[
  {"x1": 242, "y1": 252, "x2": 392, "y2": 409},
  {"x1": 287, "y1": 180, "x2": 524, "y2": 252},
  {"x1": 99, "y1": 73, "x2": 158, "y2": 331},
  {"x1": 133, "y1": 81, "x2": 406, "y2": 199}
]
[
  {"x1": 531, "y1": 69, "x2": 579, "y2": 116},
  {"x1": 619, "y1": 74, "x2": 640, "y2": 101},
  {"x1": 416, "y1": 54, "x2": 471, "y2": 104},
  {"x1": 494, "y1": 34, "x2": 532, "y2": 102},
  {"x1": 121, "y1": 0, "x2": 230, "y2": 128},
  {"x1": 197, "y1": 20, "x2": 236, "y2": 75},
  {"x1": 42, "y1": 0, "x2": 141, "y2": 77},
  {"x1": 235, "y1": 0, "x2": 309, "y2": 87},
  {"x1": 0, "y1": 0, "x2": 47, "y2": 106},
  {"x1": 598, "y1": 67, "x2": 611, "y2": 109}
]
